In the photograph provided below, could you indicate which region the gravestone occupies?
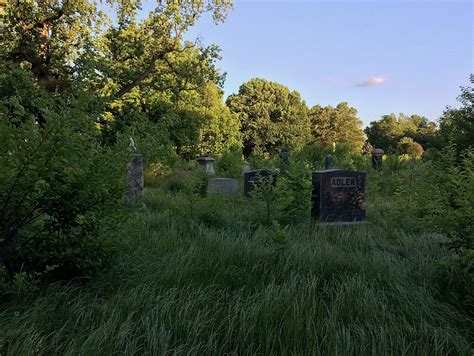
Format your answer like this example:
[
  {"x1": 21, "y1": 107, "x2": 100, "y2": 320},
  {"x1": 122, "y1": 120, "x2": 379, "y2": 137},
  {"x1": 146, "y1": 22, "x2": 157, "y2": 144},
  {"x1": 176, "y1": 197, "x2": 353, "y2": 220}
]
[
  {"x1": 325, "y1": 154, "x2": 334, "y2": 169},
  {"x1": 126, "y1": 153, "x2": 144, "y2": 204},
  {"x1": 244, "y1": 169, "x2": 278, "y2": 197},
  {"x1": 280, "y1": 146, "x2": 290, "y2": 172},
  {"x1": 372, "y1": 148, "x2": 384, "y2": 169},
  {"x1": 311, "y1": 169, "x2": 366, "y2": 223},
  {"x1": 196, "y1": 156, "x2": 215, "y2": 174},
  {"x1": 208, "y1": 178, "x2": 238, "y2": 196},
  {"x1": 241, "y1": 163, "x2": 251, "y2": 176}
]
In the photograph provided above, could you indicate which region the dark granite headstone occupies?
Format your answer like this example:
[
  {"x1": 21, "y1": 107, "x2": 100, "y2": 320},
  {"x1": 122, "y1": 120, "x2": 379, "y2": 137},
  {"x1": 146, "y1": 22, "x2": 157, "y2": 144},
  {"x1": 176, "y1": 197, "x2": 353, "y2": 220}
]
[
  {"x1": 311, "y1": 169, "x2": 366, "y2": 223},
  {"x1": 244, "y1": 169, "x2": 278, "y2": 197},
  {"x1": 325, "y1": 155, "x2": 334, "y2": 169}
]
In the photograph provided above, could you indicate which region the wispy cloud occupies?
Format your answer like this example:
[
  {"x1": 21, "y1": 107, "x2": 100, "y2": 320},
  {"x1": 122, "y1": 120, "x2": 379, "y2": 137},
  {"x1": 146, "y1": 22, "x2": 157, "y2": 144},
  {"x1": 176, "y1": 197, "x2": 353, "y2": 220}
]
[{"x1": 355, "y1": 75, "x2": 390, "y2": 87}]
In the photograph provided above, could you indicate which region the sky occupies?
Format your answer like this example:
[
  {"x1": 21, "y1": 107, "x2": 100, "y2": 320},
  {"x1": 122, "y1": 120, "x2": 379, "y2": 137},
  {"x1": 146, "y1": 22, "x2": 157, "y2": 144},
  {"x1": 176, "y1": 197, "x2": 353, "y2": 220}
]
[{"x1": 145, "y1": 0, "x2": 472, "y2": 127}]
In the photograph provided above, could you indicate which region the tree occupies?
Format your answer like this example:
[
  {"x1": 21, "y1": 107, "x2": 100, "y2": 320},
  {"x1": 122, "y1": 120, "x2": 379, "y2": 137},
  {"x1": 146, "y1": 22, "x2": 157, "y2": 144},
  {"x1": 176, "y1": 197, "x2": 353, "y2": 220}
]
[
  {"x1": 365, "y1": 113, "x2": 437, "y2": 153},
  {"x1": 1, "y1": 0, "x2": 231, "y2": 97},
  {"x1": 194, "y1": 83, "x2": 242, "y2": 157},
  {"x1": 0, "y1": 64, "x2": 128, "y2": 281},
  {"x1": 398, "y1": 137, "x2": 424, "y2": 157},
  {"x1": 438, "y1": 76, "x2": 474, "y2": 152},
  {"x1": 226, "y1": 78, "x2": 310, "y2": 158},
  {"x1": 309, "y1": 102, "x2": 365, "y2": 154}
]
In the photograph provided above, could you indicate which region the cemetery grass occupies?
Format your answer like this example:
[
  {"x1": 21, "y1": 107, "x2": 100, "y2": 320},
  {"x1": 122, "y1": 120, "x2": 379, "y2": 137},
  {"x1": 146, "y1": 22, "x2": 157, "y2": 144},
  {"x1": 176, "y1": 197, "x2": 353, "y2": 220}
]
[{"x1": 0, "y1": 188, "x2": 473, "y2": 355}]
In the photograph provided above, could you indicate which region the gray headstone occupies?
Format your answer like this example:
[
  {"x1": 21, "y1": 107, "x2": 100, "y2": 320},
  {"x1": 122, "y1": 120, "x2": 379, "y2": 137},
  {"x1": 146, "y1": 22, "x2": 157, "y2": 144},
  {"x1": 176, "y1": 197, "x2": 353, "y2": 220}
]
[
  {"x1": 207, "y1": 178, "x2": 238, "y2": 196},
  {"x1": 311, "y1": 169, "x2": 366, "y2": 223},
  {"x1": 243, "y1": 169, "x2": 278, "y2": 197},
  {"x1": 126, "y1": 154, "x2": 144, "y2": 204},
  {"x1": 372, "y1": 148, "x2": 384, "y2": 169},
  {"x1": 196, "y1": 156, "x2": 215, "y2": 174},
  {"x1": 241, "y1": 163, "x2": 251, "y2": 176}
]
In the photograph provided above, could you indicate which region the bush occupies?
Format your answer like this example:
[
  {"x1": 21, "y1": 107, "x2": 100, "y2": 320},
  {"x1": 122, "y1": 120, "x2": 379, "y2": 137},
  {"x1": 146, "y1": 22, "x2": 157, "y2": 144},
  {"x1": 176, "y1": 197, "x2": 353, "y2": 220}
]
[
  {"x1": 144, "y1": 162, "x2": 173, "y2": 188},
  {"x1": 0, "y1": 65, "x2": 128, "y2": 289},
  {"x1": 215, "y1": 149, "x2": 244, "y2": 178}
]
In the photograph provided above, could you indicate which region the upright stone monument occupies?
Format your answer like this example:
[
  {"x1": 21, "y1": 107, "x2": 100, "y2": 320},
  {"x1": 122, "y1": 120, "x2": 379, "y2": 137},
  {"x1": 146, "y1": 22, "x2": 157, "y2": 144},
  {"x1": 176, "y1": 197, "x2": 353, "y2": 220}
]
[
  {"x1": 208, "y1": 178, "x2": 239, "y2": 196},
  {"x1": 325, "y1": 154, "x2": 334, "y2": 169},
  {"x1": 311, "y1": 169, "x2": 366, "y2": 224},
  {"x1": 279, "y1": 146, "x2": 290, "y2": 174},
  {"x1": 372, "y1": 148, "x2": 384, "y2": 169},
  {"x1": 196, "y1": 156, "x2": 215, "y2": 174},
  {"x1": 241, "y1": 163, "x2": 251, "y2": 176},
  {"x1": 126, "y1": 153, "x2": 144, "y2": 204},
  {"x1": 244, "y1": 169, "x2": 278, "y2": 197}
]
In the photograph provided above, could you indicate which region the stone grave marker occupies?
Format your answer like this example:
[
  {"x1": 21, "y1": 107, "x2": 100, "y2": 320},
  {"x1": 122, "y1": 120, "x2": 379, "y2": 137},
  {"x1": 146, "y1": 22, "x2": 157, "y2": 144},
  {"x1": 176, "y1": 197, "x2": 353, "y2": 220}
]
[
  {"x1": 241, "y1": 163, "x2": 251, "y2": 176},
  {"x1": 126, "y1": 153, "x2": 144, "y2": 204},
  {"x1": 325, "y1": 154, "x2": 334, "y2": 169},
  {"x1": 208, "y1": 178, "x2": 238, "y2": 196},
  {"x1": 243, "y1": 169, "x2": 278, "y2": 197},
  {"x1": 196, "y1": 156, "x2": 215, "y2": 174},
  {"x1": 372, "y1": 148, "x2": 384, "y2": 169},
  {"x1": 311, "y1": 169, "x2": 366, "y2": 224}
]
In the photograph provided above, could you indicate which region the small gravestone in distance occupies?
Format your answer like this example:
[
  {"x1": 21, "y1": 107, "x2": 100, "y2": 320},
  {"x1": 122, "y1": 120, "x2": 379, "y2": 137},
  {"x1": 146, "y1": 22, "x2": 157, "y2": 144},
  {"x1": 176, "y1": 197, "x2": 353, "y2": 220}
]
[
  {"x1": 372, "y1": 148, "x2": 384, "y2": 169},
  {"x1": 325, "y1": 154, "x2": 334, "y2": 169},
  {"x1": 311, "y1": 169, "x2": 366, "y2": 224},
  {"x1": 196, "y1": 156, "x2": 215, "y2": 175},
  {"x1": 241, "y1": 163, "x2": 251, "y2": 176},
  {"x1": 208, "y1": 178, "x2": 238, "y2": 196},
  {"x1": 244, "y1": 169, "x2": 278, "y2": 197},
  {"x1": 126, "y1": 153, "x2": 144, "y2": 204},
  {"x1": 279, "y1": 146, "x2": 289, "y2": 172}
]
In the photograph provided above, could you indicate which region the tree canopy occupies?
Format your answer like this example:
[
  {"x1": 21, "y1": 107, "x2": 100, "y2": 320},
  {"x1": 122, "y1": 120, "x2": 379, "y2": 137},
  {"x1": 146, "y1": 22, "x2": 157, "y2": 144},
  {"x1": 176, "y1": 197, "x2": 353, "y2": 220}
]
[
  {"x1": 438, "y1": 77, "x2": 474, "y2": 152},
  {"x1": 1, "y1": 0, "x2": 231, "y2": 96},
  {"x1": 365, "y1": 113, "x2": 437, "y2": 153},
  {"x1": 226, "y1": 78, "x2": 310, "y2": 158},
  {"x1": 309, "y1": 102, "x2": 366, "y2": 154}
]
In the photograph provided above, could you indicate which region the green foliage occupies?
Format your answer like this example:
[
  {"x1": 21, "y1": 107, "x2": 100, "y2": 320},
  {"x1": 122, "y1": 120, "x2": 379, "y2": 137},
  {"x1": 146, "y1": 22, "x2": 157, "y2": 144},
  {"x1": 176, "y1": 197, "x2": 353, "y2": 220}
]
[
  {"x1": 366, "y1": 144, "x2": 474, "y2": 314},
  {"x1": 0, "y1": 65, "x2": 128, "y2": 284},
  {"x1": 365, "y1": 113, "x2": 437, "y2": 153},
  {"x1": 431, "y1": 148, "x2": 474, "y2": 252},
  {"x1": 226, "y1": 78, "x2": 311, "y2": 158},
  {"x1": 398, "y1": 137, "x2": 424, "y2": 157},
  {"x1": 1, "y1": 0, "x2": 231, "y2": 95},
  {"x1": 309, "y1": 102, "x2": 366, "y2": 154},
  {"x1": 193, "y1": 83, "x2": 242, "y2": 157},
  {"x1": 0, "y1": 189, "x2": 472, "y2": 355},
  {"x1": 215, "y1": 149, "x2": 244, "y2": 178},
  {"x1": 247, "y1": 165, "x2": 311, "y2": 226},
  {"x1": 438, "y1": 76, "x2": 474, "y2": 152},
  {"x1": 161, "y1": 164, "x2": 207, "y2": 197}
]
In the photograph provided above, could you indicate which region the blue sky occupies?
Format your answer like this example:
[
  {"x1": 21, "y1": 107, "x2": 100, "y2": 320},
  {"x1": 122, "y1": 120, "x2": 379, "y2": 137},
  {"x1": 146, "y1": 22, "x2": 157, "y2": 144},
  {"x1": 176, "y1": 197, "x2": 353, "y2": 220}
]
[
  {"x1": 184, "y1": 0, "x2": 473, "y2": 127},
  {"x1": 138, "y1": 0, "x2": 472, "y2": 127}
]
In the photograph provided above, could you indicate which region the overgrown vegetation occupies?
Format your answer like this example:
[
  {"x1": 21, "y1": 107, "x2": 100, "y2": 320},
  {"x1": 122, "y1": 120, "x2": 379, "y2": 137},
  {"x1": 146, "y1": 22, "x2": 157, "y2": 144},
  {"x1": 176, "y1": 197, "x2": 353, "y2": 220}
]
[{"x1": 0, "y1": 0, "x2": 473, "y2": 354}]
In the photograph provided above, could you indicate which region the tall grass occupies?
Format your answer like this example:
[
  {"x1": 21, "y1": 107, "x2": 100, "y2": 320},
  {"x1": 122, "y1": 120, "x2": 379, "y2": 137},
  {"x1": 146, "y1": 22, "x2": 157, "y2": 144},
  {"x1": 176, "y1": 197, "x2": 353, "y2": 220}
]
[{"x1": 0, "y1": 189, "x2": 472, "y2": 355}]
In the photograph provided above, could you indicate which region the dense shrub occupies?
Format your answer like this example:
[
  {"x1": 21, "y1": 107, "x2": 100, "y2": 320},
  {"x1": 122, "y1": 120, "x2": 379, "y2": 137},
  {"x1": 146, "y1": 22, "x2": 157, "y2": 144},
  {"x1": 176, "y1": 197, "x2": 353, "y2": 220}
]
[
  {"x1": 215, "y1": 149, "x2": 244, "y2": 178},
  {"x1": 0, "y1": 66, "x2": 128, "y2": 290}
]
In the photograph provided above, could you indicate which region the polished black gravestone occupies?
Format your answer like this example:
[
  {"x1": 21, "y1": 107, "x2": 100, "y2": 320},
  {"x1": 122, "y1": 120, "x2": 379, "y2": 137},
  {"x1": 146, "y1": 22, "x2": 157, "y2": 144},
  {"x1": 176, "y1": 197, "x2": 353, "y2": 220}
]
[
  {"x1": 311, "y1": 169, "x2": 366, "y2": 223},
  {"x1": 244, "y1": 169, "x2": 278, "y2": 197}
]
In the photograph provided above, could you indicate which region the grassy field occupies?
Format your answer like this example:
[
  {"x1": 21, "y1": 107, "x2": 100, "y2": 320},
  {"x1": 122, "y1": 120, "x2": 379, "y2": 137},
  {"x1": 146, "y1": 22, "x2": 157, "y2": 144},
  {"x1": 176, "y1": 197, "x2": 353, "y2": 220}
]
[{"x1": 0, "y1": 188, "x2": 472, "y2": 355}]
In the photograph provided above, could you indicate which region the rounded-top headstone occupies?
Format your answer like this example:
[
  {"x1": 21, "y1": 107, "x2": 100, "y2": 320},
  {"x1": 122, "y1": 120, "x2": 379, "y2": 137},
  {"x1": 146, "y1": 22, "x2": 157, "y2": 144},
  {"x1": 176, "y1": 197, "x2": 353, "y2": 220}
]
[{"x1": 325, "y1": 155, "x2": 334, "y2": 169}]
